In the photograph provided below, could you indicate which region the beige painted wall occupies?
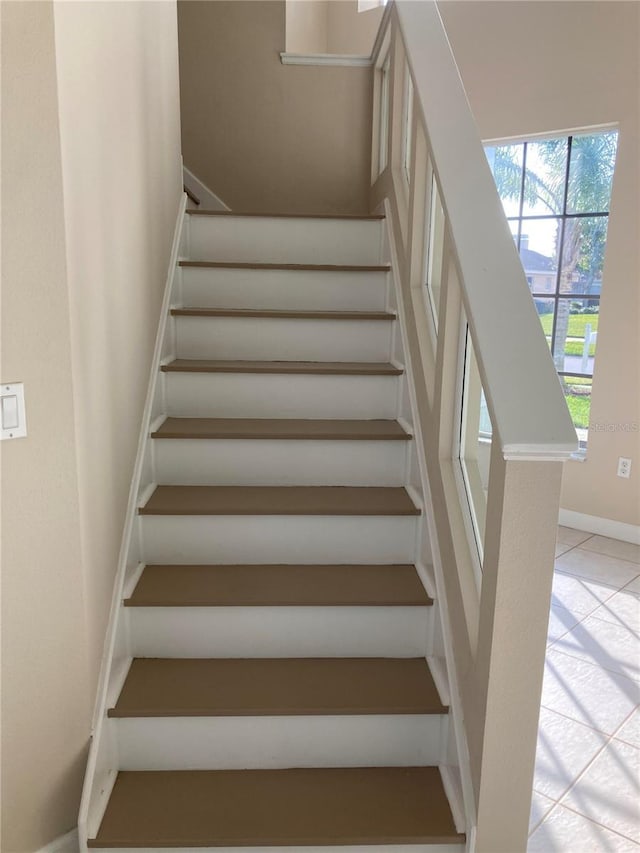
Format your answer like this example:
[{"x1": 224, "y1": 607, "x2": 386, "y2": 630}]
[
  {"x1": 54, "y1": 0, "x2": 183, "y2": 700},
  {"x1": 0, "y1": 1, "x2": 182, "y2": 849},
  {"x1": 326, "y1": 0, "x2": 382, "y2": 55},
  {"x1": 440, "y1": 1, "x2": 640, "y2": 527},
  {"x1": 1, "y1": 5, "x2": 90, "y2": 849},
  {"x1": 286, "y1": 0, "x2": 383, "y2": 56},
  {"x1": 178, "y1": 0, "x2": 372, "y2": 214},
  {"x1": 286, "y1": 0, "x2": 328, "y2": 53}
]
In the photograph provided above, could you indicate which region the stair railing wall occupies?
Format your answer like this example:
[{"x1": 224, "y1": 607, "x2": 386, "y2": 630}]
[{"x1": 371, "y1": 4, "x2": 577, "y2": 851}]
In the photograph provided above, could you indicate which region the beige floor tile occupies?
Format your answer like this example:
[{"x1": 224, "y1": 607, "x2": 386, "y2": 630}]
[
  {"x1": 615, "y1": 709, "x2": 640, "y2": 750},
  {"x1": 547, "y1": 605, "x2": 581, "y2": 644},
  {"x1": 529, "y1": 790, "x2": 556, "y2": 833},
  {"x1": 581, "y1": 536, "x2": 640, "y2": 566},
  {"x1": 556, "y1": 542, "x2": 574, "y2": 558},
  {"x1": 551, "y1": 570, "x2": 618, "y2": 618},
  {"x1": 555, "y1": 548, "x2": 640, "y2": 589},
  {"x1": 534, "y1": 708, "x2": 608, "y2": 800},
  {"x1": 591, "y1": 588, "x2": 640, "y2": 634},
  {"x1": 528, "y1": 803, "x2": 640, "y2": 852},
  {"x1": 541, "y1": 650, "x2": 640, "y2": 735},
  {"x1": 562, "y1": 740, "x2": 640, "y2": 843},
  {"x1": 558, "y1": 526, "x2": 593, "y2": 547},
  {"x1": 552, "y1": 616, "x2": 640, "y2": 682},
  {"x1": 626, "y1": 577, "x2": 640, "y2": 595}
]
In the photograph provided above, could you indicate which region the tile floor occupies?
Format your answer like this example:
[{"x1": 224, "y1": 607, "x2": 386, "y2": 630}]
[{"x1": 528, "y1": 527, "x2": 640, "y2": 851}]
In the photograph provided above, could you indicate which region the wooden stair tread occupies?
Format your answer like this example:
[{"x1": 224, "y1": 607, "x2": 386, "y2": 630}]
[
  {"x1": 139, "y1": 486, "x2": 421, "y2": 517},
  {"x1": 151, "y1": 417, "x2": 411, "y2": 441},
  {"x1": 161, "y1": 359, "x2": 403, "y2": 375},
  {"x1": 179, "y1": 260, "x2": 391, "y2": 272},
  {"x1": 171, "y1": 307, "x2": 395, "y2": 320},
  {"x1": 108, "y1": 657, "x2": 446, "y2": 717},
  {"x1": 125, "y1": 564, "x2": 432, "y2": 607},
  {"x1": 187, "y1": 210, "x2": 385, "y2": 220},
  {"x1": 89, "y1": 767, "x2": 464, "y2": 847}
]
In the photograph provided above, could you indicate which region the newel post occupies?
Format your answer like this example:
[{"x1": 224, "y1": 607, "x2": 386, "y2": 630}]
[{"x1": 473, "y1": 442, "x2": 564, "y2": 853}]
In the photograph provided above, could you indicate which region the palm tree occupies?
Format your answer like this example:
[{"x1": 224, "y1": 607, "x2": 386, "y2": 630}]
[{"x1": 489, "y1": 132, "x2": 617, "y2": 375}]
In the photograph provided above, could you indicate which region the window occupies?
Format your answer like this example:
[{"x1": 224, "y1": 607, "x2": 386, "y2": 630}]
[
  {"x1": 358, "y1": 0, "x2": 387, "y2": 11},
  {"x1": 485, "y1": 131, "x2": 618, "y2": 448}
]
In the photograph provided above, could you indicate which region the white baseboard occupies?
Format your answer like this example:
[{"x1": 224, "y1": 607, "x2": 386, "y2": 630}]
[
  {"x1": 559, "y1": 508, "x2": 640, "y2": 545},
  {"x1": 37, "y1": 829, "x2": 79, "y2": 853},
  {"x1": 182, "y1": 166, "x2": 229, "y2": 211}
]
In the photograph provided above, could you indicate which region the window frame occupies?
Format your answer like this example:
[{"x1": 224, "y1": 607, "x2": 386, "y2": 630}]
[{"x1": 485, "y1": 129, "x2": 618, "y2": 450}]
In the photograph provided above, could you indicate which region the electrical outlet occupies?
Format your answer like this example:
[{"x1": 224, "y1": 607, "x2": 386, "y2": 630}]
[{"x1": 617, "y1": 457, "x2": 632, "y2": 479}]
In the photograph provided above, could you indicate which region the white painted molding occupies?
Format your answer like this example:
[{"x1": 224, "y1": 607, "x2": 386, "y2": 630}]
[
  {"x1": 383, "y1": 201, "x2": 477, "y2": 835},
  {"x1": 280, "y1": 52, "x2": 372, "y2": 67},
  {"x1": 440, "y1": 765, "x2": 466, "y2": 835},
  {"x1": 559, "y1": 508, "x2": 640, "y2": 545},
  {"x1": 77, "y1": 193, "x2": 188, "y2": 850},
  {"x1": 182, "y1": 166, "x2": 229, "y2": 211},
  {"x1": 36, "y1": 829, "x2": 79, "y2": 853}
]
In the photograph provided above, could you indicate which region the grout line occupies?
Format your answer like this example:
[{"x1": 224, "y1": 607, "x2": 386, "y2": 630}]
[
  {"x1": 552, "y1": 567, "x2": 629, "y2": 597},
  {"x1": 607, "y1": 704, "x2": 640, "y2": 748},
  {"x1": 551, "y1": 730, "x2": 616, "y2": 811},
  {"x1": 531, "y1": 795, "x2": 640, "y2": 846},
  {"x1": 540, "y1": 644, "x2": 640, "y2": 685},
  {"x1": 538, "y1": 702, "x2": 628, "y2": 741},
  {"x1": 570, "y1": 546, "x2": 640, "y2": 570},
  {"x1": 582, "y1": 610, "x2": 640, "y2": 637},
  {"x1": 542, "y1": 646, "x2": 640, "y2": 685},
  {"x1": 553, "y1": 799, "x2": 640, "y2": 846},
  {"x1": 528, "y1": 790, "x2": 558, "y2": 836}
]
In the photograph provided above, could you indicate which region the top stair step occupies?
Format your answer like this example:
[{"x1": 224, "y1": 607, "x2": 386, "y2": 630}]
[
  {"x1": 170, "y1": 307, "x2": 395, "y2": 320},
  {"x1": 185, "y1": 213, "x2": 384, "y2": 265},
  {"x1": 179, "y1": 260, "x2": 390, "y2": 272},
  {"x1": 187, "y1": 210, "x2": 385, "y2": 220}
]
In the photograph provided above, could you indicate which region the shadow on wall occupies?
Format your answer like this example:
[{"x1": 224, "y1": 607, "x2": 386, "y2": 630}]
[
  {"x1": 178, "y1": 0, "x2": 375, "y2": 215},
  {"x1": 285, "y1": 0, "x2": 384, "y2": 55}
]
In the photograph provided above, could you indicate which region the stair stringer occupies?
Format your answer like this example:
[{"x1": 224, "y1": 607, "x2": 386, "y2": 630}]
[
  {"x1": 382, "y1": 200, "x2": 476, "y2": 845},
  {"x1": 77, "y1": 192, "x2": 188, "y2": 851}
]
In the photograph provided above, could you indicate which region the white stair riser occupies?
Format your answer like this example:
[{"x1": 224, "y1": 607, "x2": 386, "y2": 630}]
[
  {"x1": 127, "y1": 606, "x2": 429, "y2": 658},
  {"x1": 139, "y1": 515, "x2": 418, "y2": 564},
  {"x1": 175, "y1": 316, "x2": 393, "y2": 362},
  {"x1": 165, "y1": 373, "x2": 400, "y2": 419},
  {"x1": 153, "y1": 439, "x2": 407, "y2": 486},
  {"x1": 187, "y1": 217, "x2": 382, "y2": 265},
  {"x1": 95, "y1": 845, "x2": 464, "y2": 852},
  {"x1": 180, "y1": 268, "x2": 388, "y2": 312},
  {"x1": 114, "y1": 715, "x2": 444, "y2": 770}
]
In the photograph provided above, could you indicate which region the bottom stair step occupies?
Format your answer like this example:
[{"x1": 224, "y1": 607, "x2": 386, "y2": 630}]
[{"x1": 89, "y1": 767, "x2": 465, "y2": 848}]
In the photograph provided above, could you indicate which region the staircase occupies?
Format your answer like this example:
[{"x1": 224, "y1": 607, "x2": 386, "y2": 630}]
[{"x1": 81, "y1": 209, "x2": 466, "y2": 851}]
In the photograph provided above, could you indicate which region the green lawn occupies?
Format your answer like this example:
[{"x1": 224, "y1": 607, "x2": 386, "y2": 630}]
[
  {"x1": 539, "y1": 313, "x2": 599, "y2": 337},
  {"x1": 564, "y1": 340, "x2": 596, "y2": 357},
  {"x1": 566, "y1": 394, "x2": 591, "y2": 429}
]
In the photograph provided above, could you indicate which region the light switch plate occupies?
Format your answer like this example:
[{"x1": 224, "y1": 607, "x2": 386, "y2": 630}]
[{"x1": 1, "y1": 382, "x2": 27, "y2": 440}]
